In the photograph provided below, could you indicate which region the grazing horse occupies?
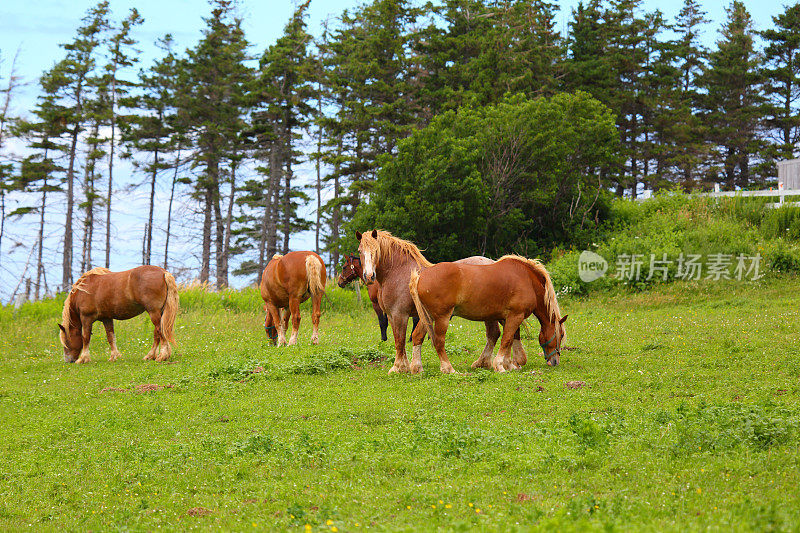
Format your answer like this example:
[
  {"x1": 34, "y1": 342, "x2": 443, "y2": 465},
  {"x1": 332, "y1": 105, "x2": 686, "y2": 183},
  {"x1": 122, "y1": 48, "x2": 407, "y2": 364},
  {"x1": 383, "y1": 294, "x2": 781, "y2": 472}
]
[
  {"x1": 58, "y1": 266, "x2": 180, "y2": 363},
  {"x1": 356, "y1": 230, "x2": 516, "y2": 374},
  {"x1": 409, "y1": 255, "x2": 567, "y2": 372},
  {"x1": 261, "y1": 251, "x2": 326, "y2": 346}
]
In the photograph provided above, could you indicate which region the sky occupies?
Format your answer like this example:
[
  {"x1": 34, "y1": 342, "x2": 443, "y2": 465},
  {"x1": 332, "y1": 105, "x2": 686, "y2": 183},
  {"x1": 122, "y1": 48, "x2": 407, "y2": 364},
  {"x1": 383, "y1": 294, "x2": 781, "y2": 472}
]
[{"x1": 0, "y1": 0, "x2": 795, "y2": 301}]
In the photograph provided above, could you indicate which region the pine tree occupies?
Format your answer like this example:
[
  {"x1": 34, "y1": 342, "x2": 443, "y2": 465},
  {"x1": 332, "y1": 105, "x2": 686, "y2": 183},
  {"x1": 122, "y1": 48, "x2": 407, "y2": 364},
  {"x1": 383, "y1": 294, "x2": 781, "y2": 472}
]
[
  {"x1": 46, "y1": 1, "x2": 110, "y2": 290},
  {"x1": 102, "y1": 8, "x2": 143, "y2": 268},
  {"x1": 123, "y1": 34, "x2": 181, "y2": 266},
  {"x1": 0, "y1": 48, "x2": 24, "y2": 277},
  {"x1": 699, "y1": 0, "x2": 765, "y2": 189},
  {"x1": 663, "y1": 0, "x2": 710, "y2": 187},
  {"x1": 762, "y1": 3, "x2": 800, "y2": 161},
  {"x1": 181, "y1": 0, "x2": 250, "y2": 287}
]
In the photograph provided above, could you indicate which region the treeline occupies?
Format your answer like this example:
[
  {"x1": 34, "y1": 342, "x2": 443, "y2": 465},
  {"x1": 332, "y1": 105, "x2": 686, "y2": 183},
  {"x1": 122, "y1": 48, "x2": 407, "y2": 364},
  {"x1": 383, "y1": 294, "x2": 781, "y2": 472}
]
[{"x1": 0, "y1": 0, "x2": 798, "y2": 294}]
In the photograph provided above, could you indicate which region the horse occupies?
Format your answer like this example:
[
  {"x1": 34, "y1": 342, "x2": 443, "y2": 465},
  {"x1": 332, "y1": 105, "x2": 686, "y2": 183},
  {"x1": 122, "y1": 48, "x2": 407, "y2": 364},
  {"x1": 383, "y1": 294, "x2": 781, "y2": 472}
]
[
  {"x1": 58, "y1": 266, "x2": 180, "y2": 363},
  {"x1": 409, "y1": 255, "x2": 567, "y2": 372},
  {"x1": 356, "y1": 229, "x2": 520, "y2": 374},
  {"x1": 337, "y1": 254, "x2": 420, "y2": 342},
  {"x1": 337, "y1": 254, "x2": 390, "y2": 341},
  {"x1": 260, "y1": 251, "x2": 326, "y2": 346}
]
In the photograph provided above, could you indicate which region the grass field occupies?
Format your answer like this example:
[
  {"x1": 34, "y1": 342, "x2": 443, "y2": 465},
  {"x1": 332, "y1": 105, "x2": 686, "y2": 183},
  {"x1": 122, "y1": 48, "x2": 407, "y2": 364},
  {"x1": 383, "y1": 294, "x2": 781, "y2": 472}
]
[{"x1": 1, "y1": 279, "x2": 799, "y2": 531}]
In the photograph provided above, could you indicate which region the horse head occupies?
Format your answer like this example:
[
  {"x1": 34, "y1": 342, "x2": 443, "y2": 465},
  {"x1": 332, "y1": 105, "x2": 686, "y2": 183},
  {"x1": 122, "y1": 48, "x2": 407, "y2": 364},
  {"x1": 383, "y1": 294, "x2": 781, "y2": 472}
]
[
  {"x1": 540, "y1": 315, "x2": 568, "y2": 366},
  {"x1": 337, "y1": 254, "x2": 362, "y2": 288},
  {"x1": 58, "y1": 323, "x2": 82, "y2": 362},
  {"x1": 355, "y1": 229, "x2": 379, "y2": 283}
]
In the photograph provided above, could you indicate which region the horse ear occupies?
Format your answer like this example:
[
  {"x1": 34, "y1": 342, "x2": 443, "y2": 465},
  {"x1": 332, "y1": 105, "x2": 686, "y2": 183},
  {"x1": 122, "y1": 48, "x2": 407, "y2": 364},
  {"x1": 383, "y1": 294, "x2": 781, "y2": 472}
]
[
  {"x1": 58, "y1": 324, "x2": 66, "y2": 334},
  {"x1": 371, "y1": 229, "x2": 378, "y2": 239},
  {"x1": 356, "y1": 231, "x2": 362, "y2": 241},
  {"x1": 559, "y1": 315, "x2": 569, "y2": 325}
]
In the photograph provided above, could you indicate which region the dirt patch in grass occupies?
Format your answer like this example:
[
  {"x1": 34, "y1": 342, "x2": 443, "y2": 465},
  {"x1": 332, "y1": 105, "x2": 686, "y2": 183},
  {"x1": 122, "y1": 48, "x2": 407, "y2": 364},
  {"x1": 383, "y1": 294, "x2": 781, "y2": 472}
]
[
  {"x1": 187, "y1": 507, "x2": 213, "y2": 516},
  {"x1": 100, "y1": 386, "x2": 127, "y2": 393},
  {"x1": 135, "y1": 383, "x2": 174, "y2": 393},
  {"x1": 566, "y1": 381, "x2": 587, "y2": 389}
]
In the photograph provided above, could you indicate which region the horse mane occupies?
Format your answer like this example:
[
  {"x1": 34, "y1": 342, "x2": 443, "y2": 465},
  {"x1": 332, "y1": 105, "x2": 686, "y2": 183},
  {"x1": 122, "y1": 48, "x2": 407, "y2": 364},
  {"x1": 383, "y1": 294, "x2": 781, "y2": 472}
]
[
  {"x1": 361, "y1": 230, "x2": 433, "y2": 268},
  {"x1": 497, "y1": 255, "x2": 561, "y2": 322},
  {"x1": 60, "y1": 267, "x2": 112, "y2": 346}
]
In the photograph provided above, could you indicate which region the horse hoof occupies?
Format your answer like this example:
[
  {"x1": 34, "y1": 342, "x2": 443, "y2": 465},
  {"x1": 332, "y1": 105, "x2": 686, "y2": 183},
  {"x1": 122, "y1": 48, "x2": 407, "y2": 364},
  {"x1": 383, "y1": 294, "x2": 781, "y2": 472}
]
[
  {"x1": 410, "y1": 364, "x2": 423, "y2": 374},
  {"x1": 388, "y1": 366, "x2": 399, "y2": 375},
  {"x1": 310, "y1": 336, "x2": 319, "y2": 345},
  {"x1": 440, "y1": 366, "x2": 456, "y2": 374}
]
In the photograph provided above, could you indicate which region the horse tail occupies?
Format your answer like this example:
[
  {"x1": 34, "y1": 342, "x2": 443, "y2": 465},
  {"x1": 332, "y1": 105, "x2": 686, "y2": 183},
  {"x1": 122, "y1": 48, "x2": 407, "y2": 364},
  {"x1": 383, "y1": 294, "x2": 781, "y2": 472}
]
[
  {"x1": 409, "y1": 269, "x2": 436, "y2": 344},
  {"x1": 161, "y1": 271, "x2": 180, "y2": 345},
  {"x1": 305, "y1": 254, "x2": 326, "y2": 298}
]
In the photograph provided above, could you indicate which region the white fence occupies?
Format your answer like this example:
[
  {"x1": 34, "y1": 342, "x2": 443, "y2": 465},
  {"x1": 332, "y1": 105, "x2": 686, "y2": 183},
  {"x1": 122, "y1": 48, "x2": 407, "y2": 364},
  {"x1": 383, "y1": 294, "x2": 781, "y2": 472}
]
[{"x1": 704, "y1": 188, "x2": 800, "y2": 208}]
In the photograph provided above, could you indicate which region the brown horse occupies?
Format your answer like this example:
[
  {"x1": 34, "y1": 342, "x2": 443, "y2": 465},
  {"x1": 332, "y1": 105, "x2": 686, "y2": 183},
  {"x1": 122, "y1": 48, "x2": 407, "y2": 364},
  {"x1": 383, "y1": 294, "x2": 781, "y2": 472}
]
[
  {"x1": 337, "y1": 254, "x2": 393, "y2": 341},
  {"x1": 260, "y1": 251, "x2": 326, "y2": 346},
  {"x1": 409, "y1": 255, "x2": 567, "y2": 372},
  {"x1": 58, "y1": 266, "x2": 180, "y2": 363},
  {"x1": 356, "y1": 230, "x2": 512, "y2": 374}
]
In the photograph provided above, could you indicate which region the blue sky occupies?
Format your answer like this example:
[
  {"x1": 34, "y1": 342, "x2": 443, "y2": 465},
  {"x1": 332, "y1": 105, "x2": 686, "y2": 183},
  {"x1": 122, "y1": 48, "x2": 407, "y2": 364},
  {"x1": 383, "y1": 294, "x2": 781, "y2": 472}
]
[{"x1": 0, "y1": 0, "x2": 794, "y2": 300}]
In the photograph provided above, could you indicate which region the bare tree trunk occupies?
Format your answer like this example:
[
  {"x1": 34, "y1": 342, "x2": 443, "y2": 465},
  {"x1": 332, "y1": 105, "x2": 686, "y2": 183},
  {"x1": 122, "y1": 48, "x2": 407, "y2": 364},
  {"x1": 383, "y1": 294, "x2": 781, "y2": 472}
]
[
  {"x1": 164, "y1": 146, "x2": 181, "y2": 269},
  {"x1": 330, "y1": 135, "x2": 343, "y2": 269},
  {"x1": 145, "y1": 149, "x2": 158, "y2": 264},
  {"x1": 212, "y1": 163, "x2": 226, "y2": 289},
  {"x1": 266, "y1": 137, "x2": 281, "y2": 258},
  {"x1": 105, "y1": 74, "x2": 117, "y2": 269},
  {"x1": 257, "y1": 188, "x2": 270, "y2": 283},
  {"x1": 35, "y1": 171, "x2": 48, "y2": 300},
  {"x1": 283, "y1": 158, "x2": 292, "y2": 254},
  {"x1": 220, "y1": 162, "x2": 237, "y2": 288},
  {"x1": 64, "y1": 125, "x2": 80, "y2": 290},
  {"x1": 200, "y1": 186, "x2": 212, "y2": 284},
  {"x1": 315, "y1": 91, "x2": 322, "y2": 255}
]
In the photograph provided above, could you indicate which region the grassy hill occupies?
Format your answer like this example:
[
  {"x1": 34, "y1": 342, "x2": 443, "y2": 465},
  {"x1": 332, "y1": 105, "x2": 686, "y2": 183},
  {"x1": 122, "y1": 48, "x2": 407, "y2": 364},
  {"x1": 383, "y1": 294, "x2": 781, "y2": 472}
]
[{"x1": 1, "y1": 280, "x2": 799, "y2": 531}]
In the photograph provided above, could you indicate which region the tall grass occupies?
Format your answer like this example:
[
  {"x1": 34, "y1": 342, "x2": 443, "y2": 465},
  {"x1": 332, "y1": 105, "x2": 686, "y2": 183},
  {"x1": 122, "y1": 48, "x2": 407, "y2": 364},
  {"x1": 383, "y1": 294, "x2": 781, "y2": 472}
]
[{"x1": 549, "y1": 192, "x2": 800, "y2": 294}]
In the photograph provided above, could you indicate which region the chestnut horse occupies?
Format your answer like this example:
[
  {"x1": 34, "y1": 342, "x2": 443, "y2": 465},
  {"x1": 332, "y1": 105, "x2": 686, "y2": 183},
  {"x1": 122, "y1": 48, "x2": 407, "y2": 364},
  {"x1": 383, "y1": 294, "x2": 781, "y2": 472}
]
[
  {"x1": 409, "y1": 255, "x2": 567, "y2": 372},
  {"x1": 356, "y1": 230, "x2": 514, "y2": 374},
  {"x1": 260, "y1": 251, "x2": 326, "y2": 346},
  {"x1": 58, "y1": 266, "x2": 180, "y2": 363}
]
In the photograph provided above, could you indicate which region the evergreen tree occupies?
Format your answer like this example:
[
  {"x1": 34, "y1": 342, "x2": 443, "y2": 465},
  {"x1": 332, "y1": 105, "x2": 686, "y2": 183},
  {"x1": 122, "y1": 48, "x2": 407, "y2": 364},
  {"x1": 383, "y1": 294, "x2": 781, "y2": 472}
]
[
  {"x1": 698, "y1": 0, "x2": 765, "y2": 189},
  {"x1": 102, "y1": 8, "x2": 143, "y2": 268},
  {"x1": 181, "y1": 0, "x2": 251, "y2": 287},
  {"x1": 45, "y1": 1, "x2": 110, "y2": 290},
  {"x1": 762, "y1": 3, "x2": 800, "y2": 161}
]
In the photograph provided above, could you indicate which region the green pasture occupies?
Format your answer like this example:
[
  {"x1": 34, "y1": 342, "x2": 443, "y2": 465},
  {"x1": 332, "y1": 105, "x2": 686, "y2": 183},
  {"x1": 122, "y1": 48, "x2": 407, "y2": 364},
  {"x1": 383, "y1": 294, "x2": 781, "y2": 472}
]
[{"x1": 1, "y1": 280, "x2": 799, "y2": 531}]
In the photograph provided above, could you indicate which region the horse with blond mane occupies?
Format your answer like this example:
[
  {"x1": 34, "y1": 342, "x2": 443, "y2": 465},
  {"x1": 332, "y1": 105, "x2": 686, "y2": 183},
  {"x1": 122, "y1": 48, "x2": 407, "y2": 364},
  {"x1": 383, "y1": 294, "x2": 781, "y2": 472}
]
[
  {"x1": 59, "y1": 266, "x2": 180, "y2": 363},
  {"x1": 409, "y1": 255, "x2": 567, "y2": 372},
  {"x1": 260, "y1": 251, "x2": 326, "y2": 346},
  {"x1": 356, "y1": 229, "x2": 524, "y2": 374}
]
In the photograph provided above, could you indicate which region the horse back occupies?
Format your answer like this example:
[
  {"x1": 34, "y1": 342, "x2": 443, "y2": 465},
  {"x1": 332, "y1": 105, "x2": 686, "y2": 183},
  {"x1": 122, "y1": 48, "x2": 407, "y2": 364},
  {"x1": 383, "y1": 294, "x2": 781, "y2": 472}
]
[
  {"x1": 80, "y1": 266, "x2": 166, "y2": 320},
  {"x1": 261, "y1": 251, "x2": 324, "y2": 306}
]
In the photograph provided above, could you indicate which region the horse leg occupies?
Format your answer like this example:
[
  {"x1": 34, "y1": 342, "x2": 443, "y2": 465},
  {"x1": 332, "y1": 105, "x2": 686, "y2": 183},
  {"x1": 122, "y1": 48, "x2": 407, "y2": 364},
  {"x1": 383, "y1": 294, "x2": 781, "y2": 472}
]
[
  {"x1": 143, "y1": 309, "x2": 164, "y2": 361},
  {"x1": 156, "y1": 313, "x2": 173, "y2": 362},
  {"x1": 387, "y1": 314, "x2": 411, "y2": 374},
  {"x1": 75, "y1": 316, "x2": 94, "y2": 364},
  {"x1": 409, "y1": 320, "x2": 427, "y2": 374},
  {"x1": 265, "y1": 302, "x2": 285, "y2": 346},
  {"x1": 264, "y1": 310, "x2": 277, "y2": 345},
  {"x1": 432, "y1": 315, "x2": 456, "y2": 374},
  {"x1": 511, "y1": 327, "x2": 527, "y2": 369},
  {"x1": 472, "y1": 320, "x2": 500, "y2": 369},
  {"x1": 493, "y1": 315, "x2": 524, "y2": 372},
  {"x1": 374, "y1": 302, "x2": 389, "y2": 342},
  {"x1": 103, "y1": 319, "x2": 121, "y2": 362},
  {"x1": 287, "y1": 297, "x2": 301, "y2": 346},
  {"x1": 409, "y1": 316, "x2": 419, "y2": 343},
  {"x1": 310, "y1": 293, "x2": 322, "y2": 345}
]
